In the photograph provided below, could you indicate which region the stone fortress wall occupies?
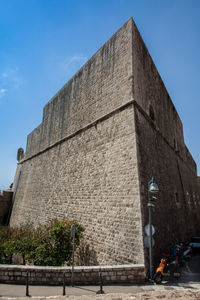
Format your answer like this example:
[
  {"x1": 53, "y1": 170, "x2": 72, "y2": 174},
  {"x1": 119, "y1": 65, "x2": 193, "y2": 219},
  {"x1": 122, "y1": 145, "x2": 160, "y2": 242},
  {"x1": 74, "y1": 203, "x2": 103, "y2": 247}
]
[
  {"x1": 10, "y1": 18, "x2": 200, "y2": 268},
  {"x1": 10, "y1": 19, "x2": 144, "y2": 266},
  {"x1": 130, "y1": 21, "x2": 200, "y2": 264}
]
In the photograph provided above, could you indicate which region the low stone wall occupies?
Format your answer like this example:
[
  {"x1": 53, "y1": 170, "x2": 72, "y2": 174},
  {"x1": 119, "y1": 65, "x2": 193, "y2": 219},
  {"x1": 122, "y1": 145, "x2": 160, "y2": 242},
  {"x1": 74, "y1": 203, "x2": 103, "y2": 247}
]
[{"x1": 0, "y1": 264, "x2": 145, "y2": 285}]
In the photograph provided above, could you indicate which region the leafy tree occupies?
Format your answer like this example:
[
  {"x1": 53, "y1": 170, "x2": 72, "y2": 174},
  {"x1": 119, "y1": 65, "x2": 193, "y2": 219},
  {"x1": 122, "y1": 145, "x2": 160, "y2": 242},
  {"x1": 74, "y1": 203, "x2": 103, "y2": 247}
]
[
  {"x1": 0, "y1": 220, "x2": 85, "y2": 266},
  {"x1": 8, "y1": 224, "x2": 37, "y2": 265},
  {"x1": 0, "y1": 226, "x2": 13, "y2": 263},
  {"x1": 29, "y1": 219, "x2": 84, "y2": 266}
]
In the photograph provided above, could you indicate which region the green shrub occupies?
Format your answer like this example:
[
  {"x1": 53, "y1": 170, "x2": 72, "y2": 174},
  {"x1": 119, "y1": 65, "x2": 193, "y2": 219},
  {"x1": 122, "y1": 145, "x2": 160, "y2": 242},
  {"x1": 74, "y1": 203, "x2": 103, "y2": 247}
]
[
  {"x1": 28, "y1": 219, "x2": 85, "y2": 266},
  {"x1": 7, "y1": 224, "x2": 37, "y2": 265},
  {"x1": 0, "y1": 220, "x2": 85, "y2": 266},
  {"x1": 0, "y1": 226, "x2": 13, "y2": 263}
]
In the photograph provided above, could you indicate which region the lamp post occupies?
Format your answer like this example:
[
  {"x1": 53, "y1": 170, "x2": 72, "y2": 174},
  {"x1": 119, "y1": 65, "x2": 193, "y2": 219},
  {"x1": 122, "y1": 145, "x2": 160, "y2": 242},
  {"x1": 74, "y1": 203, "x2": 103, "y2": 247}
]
[{"x1": 148, "y1": 177, "x2": 159, "y2": 281}]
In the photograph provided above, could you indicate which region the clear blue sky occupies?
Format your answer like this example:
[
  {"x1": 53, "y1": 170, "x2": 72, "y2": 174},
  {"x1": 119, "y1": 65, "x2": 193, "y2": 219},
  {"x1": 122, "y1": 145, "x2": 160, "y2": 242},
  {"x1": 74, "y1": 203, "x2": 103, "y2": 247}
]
[{"x1": 0, "y1": 0, "x2": 199, "y2": 190}]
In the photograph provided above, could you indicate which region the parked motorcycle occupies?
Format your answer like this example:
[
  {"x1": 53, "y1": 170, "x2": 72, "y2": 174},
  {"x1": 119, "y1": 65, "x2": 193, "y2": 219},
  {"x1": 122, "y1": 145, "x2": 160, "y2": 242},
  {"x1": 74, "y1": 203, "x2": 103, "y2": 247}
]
[
  {"x1": 154, "y1": 251, "x2": 181, "y2": 284},
  {"x1": 179, "y1": 242, "x2": 192, "y2": 263},
  {"x1": 154, "y1": 241, "x2": 192, "y2": 284},
  {"x1": 172, "y1": 242, "x2": 192, "y2": 266}
]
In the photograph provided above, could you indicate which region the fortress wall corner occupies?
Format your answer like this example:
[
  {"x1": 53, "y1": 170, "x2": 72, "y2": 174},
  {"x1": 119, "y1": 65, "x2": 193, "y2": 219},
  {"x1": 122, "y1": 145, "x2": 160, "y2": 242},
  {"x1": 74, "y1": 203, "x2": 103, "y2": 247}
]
[
  {"x1": 10, "y1": 18, "x2": 199, "y2": 268},
  {"x1": 130, "y1": 21, "x2": 200, "y2": 265},
  {"x1": 131, "y1": 21, "x2": 189, "y2": 165}
]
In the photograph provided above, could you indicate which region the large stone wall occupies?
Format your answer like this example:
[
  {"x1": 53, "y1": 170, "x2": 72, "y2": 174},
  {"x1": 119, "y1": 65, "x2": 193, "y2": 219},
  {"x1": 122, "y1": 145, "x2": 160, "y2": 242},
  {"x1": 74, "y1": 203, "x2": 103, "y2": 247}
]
[
  {"x1": 130, "y1": 20, "x2": 200, "y2": 264},
  {"x1": 10, "y1": 18, "x2": 200, "y2": 269},
  {"x1": 10, "y1": 104, "x2": 144, "y2": 265},
  {"x1": 10, "y1": 18, "x2": 145, "y2": 266},
  {"x1": 134, "y1": 107, "x2": 200, "y2": 265},
  {"x1": 131, "y1": 21, "x2": 196, "y2": 172},
  {"x1": 25, "y1": 18, "x2": 133, "y2": 157}
]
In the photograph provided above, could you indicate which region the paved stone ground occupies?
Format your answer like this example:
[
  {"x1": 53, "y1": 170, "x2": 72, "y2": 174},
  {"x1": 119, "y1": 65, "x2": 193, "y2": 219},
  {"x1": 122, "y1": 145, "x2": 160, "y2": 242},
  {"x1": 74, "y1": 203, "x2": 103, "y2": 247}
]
[
  {"x1": 0, "y1": 254, "x2": 200, "y2": 299},
  {"x1": 1, "y1": 288, "x2": 200, "y2": 300}
]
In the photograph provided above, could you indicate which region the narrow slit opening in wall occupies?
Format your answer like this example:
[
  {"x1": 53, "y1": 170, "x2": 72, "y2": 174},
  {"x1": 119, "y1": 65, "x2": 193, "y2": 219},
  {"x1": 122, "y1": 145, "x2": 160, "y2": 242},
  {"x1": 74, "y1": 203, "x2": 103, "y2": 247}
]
[
  {"x1": 174, "y1": 138, "x2": 178, "y2": 150},
  {"x1": 175, "y1": 192, "x2": 179, "y2": 204},
  {"x1": 149, "y1": 104, "x2": 155, "y2": 121}
]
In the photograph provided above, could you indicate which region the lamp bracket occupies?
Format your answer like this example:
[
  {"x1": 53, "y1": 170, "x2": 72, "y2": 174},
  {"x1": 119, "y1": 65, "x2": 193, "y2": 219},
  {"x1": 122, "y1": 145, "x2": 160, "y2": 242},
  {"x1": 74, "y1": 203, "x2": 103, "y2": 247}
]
[{"x1": 147, "y1": 203, "x2": 155, "y2": 208}]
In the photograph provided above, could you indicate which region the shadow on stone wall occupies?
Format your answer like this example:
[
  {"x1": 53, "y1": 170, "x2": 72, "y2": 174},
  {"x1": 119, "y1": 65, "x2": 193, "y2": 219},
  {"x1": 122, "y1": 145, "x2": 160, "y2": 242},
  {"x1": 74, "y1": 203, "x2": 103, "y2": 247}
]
[
  {"x1": 0, "y1": 190, "x2": 13, "y2": 225},
  {"x1": 76, "y1": 240, "x2": 99, "y2": 266}
]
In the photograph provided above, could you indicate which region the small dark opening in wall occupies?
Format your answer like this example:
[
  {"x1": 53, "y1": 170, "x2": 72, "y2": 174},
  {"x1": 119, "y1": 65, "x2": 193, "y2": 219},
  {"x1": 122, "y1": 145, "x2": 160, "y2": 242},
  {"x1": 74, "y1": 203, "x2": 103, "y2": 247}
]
[
  {"x1": 175, "y1": 192, "x2": 179, "y2": 205},
  {"x1": 149, "y1": 104, "x2": 155, "y2": 121},
  {"x1": 174, "y1": 138, "x2": 176, "y2": 149}
]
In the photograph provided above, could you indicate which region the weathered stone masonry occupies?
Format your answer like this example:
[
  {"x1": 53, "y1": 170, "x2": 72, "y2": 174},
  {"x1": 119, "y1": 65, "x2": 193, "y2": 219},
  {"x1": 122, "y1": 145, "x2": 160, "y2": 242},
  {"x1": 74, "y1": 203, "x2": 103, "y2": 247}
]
[
  {"x1": 10, "y1": 18, "x2": 200, "y2": 270},
  {"x1": 0, "y1": 264, "x2": 145, "y2": 285}
]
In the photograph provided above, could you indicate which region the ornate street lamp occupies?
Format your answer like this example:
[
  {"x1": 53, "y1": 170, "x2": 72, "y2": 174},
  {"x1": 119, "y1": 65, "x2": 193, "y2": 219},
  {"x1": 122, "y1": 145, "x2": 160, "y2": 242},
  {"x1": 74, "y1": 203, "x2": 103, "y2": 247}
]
[{"x1": 148, "y1": 177, "x2": 159, "y2": 281}]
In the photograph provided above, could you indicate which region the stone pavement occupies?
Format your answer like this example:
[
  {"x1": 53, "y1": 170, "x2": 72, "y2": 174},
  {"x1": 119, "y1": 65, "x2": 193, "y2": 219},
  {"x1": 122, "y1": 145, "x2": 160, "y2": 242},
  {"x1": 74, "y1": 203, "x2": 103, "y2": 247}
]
[
  {"x1": 0, "y1": 254, "x2": 200, "y2": 299},
  {"x1": 1, "y1": 278, "x2": 200, "y2": 299}
]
